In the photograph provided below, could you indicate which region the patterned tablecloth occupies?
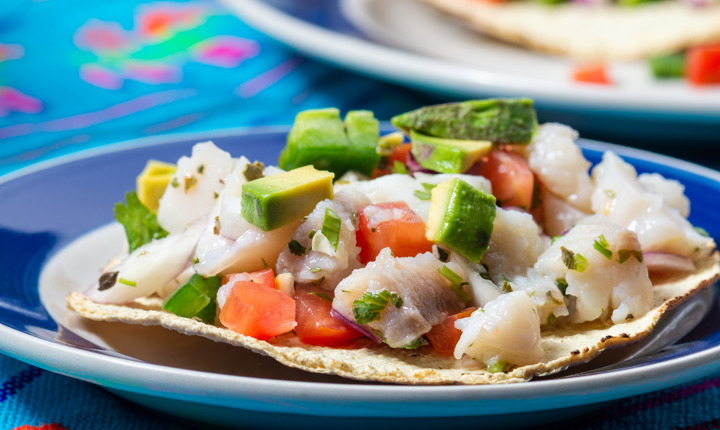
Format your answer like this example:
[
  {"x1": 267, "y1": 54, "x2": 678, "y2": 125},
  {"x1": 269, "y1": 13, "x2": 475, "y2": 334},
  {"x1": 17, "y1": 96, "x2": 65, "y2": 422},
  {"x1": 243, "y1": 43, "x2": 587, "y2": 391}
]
[{"x1": 2, "y1": 1, "x2": 720, "y2": 429}]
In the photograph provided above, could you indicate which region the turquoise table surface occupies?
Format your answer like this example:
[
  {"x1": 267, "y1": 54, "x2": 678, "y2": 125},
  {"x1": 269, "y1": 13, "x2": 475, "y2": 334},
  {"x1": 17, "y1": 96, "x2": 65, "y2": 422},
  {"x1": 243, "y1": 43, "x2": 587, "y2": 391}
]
[{"x1": 2, "y1": 1, "x2": 720, "y2": 429}]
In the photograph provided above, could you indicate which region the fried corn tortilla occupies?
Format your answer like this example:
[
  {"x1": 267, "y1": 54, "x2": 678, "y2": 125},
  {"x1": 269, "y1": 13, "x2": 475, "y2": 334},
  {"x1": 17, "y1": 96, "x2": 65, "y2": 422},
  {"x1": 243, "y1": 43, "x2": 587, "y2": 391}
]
[
  {"x1": 417, "y1": 0, "x2": 720, "y2": 61},
  {"x1": 66, "y1": 252, "x2": 719, "y2": 385}
]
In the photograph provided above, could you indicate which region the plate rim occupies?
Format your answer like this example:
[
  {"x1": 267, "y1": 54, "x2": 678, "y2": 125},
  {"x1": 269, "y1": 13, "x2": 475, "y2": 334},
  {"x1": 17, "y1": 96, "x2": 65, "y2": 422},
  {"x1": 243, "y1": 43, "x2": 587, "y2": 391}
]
[
  {"x1": 220, "y1": 0, "x2": 720, "y2": 117},
  {"x1": 1, "y1": 127, "x2": 720, "y2": 417}
]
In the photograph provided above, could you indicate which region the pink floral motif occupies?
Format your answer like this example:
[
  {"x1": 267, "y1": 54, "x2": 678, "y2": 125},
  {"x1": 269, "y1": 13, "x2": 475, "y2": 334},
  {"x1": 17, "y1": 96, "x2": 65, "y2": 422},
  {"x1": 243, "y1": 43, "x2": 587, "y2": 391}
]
[
  {"x1": 73, "y1": 2, "x2": 259, "y2": 89},
  {"x1": 191, "y1": 36, "x2": 260, "y2": 68},
  {"x1": 0, "y1": 87, "x2": 43, "y2": 117}
]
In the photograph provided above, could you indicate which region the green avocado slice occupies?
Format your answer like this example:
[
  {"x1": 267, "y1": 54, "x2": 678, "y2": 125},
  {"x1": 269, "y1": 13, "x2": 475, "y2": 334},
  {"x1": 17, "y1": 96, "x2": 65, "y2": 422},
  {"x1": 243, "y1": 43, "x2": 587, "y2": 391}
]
[
  {"x1": 426, "y1": 178, "x2": 496, "y2": 263},
  {"x1": 391, "y1": 98, "x2": 537, "y2": 144},
  {"x1": 410, "y1": 129, "x2": 492, "y2": 173}
]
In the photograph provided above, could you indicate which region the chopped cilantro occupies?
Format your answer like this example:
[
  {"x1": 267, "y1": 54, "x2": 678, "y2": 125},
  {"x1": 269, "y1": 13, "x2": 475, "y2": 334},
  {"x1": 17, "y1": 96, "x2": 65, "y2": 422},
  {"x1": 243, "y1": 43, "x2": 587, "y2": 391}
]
[
  {"x1": 184, "y1": 175, "x2": 197, "y2": 191},
  {"x1": 561, "y1": 247, "x2": 588, "y2": 272},
  {"x1": 593, "y1": 234, "x2": 612, "y2": 260},
  {"x1": 551, "y1": 235, "x2": 562, "y2": 245},
  {"x1": 390, "y1": 160, "x2": 408, "y2": 174},
  {"x1": 261, "y1": 257, "x2": 269, "y2": 269},
  {"x1": 438, "y1": 265, "x2": 470, "y2": 302},
  {"x1": 694, "y1": 226, "x2": 710, "y2": 238},
  {"x1": 352, "y1": 290, "x2": 403, "y2": 325},
  {"x1": 488, "y1": 361, "x2": 507, "y2": 373},
  {"x1": 617, "y1": 249, "x2": 643, "y2": 264},
  {"x1": 170, "y1": 177, "x2": 180, "y2": 188},
  {"x1": 118, "y1": 278, "x2": 136, "y2": 287},
  {"x1": 501, "y1": 279, "x2": 513, "y2": 293},
  {"x1": 114, "y1": 191, "x2": 168, "y2": 252},
  {"x1": 243, "y1": 161, "x2": 265, "y2": 182},
  {"x1": 288, "y1": 240, "x2": 307, "y2": 256},
  {"x1": 321, "y1": 208, "x2": 342, "y2": 252},
  {"x1": 197, "y1": 164, "x2": 205, "y2": 174},
  {"x1": 555, "y1": 278, "x2": 568, "y2": 296},
  {"x1": 403, "y1": 337, "x2": 428, "y2": 350},
  {"x1": 310, "y1": 267, "x2": 322, "y2": 273},
  {"x1": 604, "y1": 189, "x2": 616, "y2": 198},
  {"x1": 309, "y1": 292, "x2": 332, "y2": 302},
  {"x1": 547, "y1": 313, "x2": 557, "y2": 325},
  {"x1": 413, "y1": 183, "x2": 436, "y2": 200}
]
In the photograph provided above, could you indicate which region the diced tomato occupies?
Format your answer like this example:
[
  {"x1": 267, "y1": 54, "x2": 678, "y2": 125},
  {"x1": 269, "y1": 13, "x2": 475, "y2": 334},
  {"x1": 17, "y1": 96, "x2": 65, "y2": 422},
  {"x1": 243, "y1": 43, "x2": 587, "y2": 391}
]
[
  {"x1": 372, "y1": 143, "x2": 412, "y2": 178},
  {"x1": 686, "y1": 44, "x2": 720, "y2": 86},
  {"x1": 223, "y1": 268, "x2": 276, "y2": 289},
  {"x1": 294, "y1": 290, "x2": 365, "y2": 347},
  {"x1": 571, "y1": 64, "x2": 611, "y2": 85},
  {"x1": 479, "y1": 149, "x2": 536, "y2": 210},
  {"x1": 355, "y1": 201, "x2": 434, "y2": 264},
  {"x1": 425, "y1": 308, "x2": 477, "y2": 357},
  {"x1": 219, "y1": 270, "x2": 296, "y2": 340}
]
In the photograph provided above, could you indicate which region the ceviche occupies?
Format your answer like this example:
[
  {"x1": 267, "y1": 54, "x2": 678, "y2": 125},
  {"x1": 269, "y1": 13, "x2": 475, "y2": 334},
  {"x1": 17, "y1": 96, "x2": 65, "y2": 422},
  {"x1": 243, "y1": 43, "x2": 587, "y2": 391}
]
[{"x1": 68, "y1": 99, "x2": 719, "y2": 384}]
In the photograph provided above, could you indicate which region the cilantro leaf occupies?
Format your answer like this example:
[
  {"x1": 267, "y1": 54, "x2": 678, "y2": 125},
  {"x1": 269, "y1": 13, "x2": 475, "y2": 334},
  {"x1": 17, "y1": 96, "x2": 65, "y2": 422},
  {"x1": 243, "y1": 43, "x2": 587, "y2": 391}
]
[
  {"x1": 561, "y1": 246, "x2": 588, "y2": 273},
  {"x1": 352, "y1": 290, "x2": 403, "y2": 325},
  {"x1": 438, "y1": 265, "x2": 470, "y2": 302},
  {"x1": 593, "y1": 234, "x2": 612, "y2": 260},
  {"x1": 288, "y1": 240, "x2": 307, "y2": 256},
  {"x1": 114, "y1": 191, "x2": 168, "y2": 252}
]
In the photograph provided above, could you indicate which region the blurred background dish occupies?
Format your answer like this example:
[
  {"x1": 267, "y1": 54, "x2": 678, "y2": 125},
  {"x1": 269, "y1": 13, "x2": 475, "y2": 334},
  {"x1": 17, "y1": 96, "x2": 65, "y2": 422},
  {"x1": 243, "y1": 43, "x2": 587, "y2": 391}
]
[{"x1": 224, "y1": 0, "x2": 720, "y2": 163}]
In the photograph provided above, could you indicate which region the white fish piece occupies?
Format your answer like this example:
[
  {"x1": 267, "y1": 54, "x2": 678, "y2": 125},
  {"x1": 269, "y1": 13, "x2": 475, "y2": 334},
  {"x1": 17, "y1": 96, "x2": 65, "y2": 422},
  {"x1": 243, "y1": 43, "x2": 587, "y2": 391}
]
[
  {"x1": 542, "y1": 189, "x2": 591, "y2": 238},
  {"x1": 482, "y1": 207, "x2": 546, "y2": 284},
  {"x1": 332, "y1": 249, "x2": 468, "y2": 348},
  {"x1": 442, "y1": 248, "x2": 500, "y2": 308},
  {"x1": 507, "y1": 269, "x2": 569, "y2": 326},
  {"x1": 157, "y1": 141, "x2": 233, "y2": 234},
  {"x1": 275, "y1": 188, "x2": 370, "y2": 290},
  {"x1": 193, "y1": 158, "x2": 297, "y2": 277},
  {"x1": 638, "y1": 172, "x2": 690, "y2": 218},
  {"x1": 534, "y1": 215, "x2": 653, "y2": 324},
  {"x1": 85, "y1": 223, "x2": 203, "y2": 304},
  {"x1": 526, "y1": 123, "x2": 594, "y2": 212},
  {"x1": 454, "y1": 291, "x2": 543, "y2": 367},
  {"x1": 591, "y1": 152, "x2": 713, "y2": 261}
]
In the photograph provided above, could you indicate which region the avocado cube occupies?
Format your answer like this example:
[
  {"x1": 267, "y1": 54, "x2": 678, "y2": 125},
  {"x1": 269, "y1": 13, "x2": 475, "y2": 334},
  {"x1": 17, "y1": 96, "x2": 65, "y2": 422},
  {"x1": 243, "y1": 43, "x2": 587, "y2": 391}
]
[
  {"x1": 391, "y1": 98, "x2": 537, "y2": 144},
  {"x1": 136, "y1": 160, "x2": 177, "y2": 213},
  {"x1": 344, "y1": 110, "x2": 381, "y2": 176},
  {"x1": 410, "y1": 129, "x2": 492, "y2": 173},
  {"x1": 241, "y1": 165, "x2": 334, "y2": 231},
  {"x1": 279, "y1": 108, "x2": 381, "y2": 177},
  {"x1": 426, "y1": 178, "x2": 496, "y2": 263}
]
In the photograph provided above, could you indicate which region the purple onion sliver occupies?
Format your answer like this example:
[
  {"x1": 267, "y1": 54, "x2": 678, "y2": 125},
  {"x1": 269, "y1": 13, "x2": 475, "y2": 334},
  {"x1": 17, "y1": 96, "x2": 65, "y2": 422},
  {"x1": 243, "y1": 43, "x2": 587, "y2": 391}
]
[
  {"x1": 330, "y1": 307, "x2": 381, "y2": 343},
  {"x1": 406, "y1": 151, "x2": 435, "y2": 177},
  {"x1": 643, "y1": 251, "x2": 695, "y2": 273}
]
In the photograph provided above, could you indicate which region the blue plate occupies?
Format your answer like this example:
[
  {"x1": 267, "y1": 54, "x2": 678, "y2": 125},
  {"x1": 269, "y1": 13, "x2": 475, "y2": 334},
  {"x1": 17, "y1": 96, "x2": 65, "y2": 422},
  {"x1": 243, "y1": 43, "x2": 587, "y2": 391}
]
[
  {"x1": 1, "y1": 128, "x2": 720, "y2": 429},
  {"x1": 221, "y1": 0, "x2": 720, "y2": 148}
]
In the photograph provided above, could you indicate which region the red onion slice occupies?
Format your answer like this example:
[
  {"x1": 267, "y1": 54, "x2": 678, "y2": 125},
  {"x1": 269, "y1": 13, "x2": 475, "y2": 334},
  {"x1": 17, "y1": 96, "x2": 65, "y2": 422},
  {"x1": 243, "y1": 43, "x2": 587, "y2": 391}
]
[{"x1": 330, "y1": 308, "x2": 381, "y2": 343}]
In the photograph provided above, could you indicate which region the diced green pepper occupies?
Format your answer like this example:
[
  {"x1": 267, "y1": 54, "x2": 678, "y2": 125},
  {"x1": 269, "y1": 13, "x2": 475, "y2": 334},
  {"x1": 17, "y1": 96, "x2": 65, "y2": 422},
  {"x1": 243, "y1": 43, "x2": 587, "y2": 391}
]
[
  {"x1": 163, "y1": 274, "x2": 222, "y2": 323},
  {"x1": 649, "y1": 53, "x2": 685, "y2": 79}
]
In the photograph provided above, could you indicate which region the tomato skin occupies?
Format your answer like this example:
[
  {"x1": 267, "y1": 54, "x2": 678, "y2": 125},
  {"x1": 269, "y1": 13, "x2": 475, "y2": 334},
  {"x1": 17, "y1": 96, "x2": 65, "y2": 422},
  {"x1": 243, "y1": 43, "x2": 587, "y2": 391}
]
[
  {"x1": 479, "y1": 149, "x2": 536, "y2": 210},
  {"x1": 294, "y1": 290, "x2": 365, "y2": 346},
  {"x1": 425, "y1": 308, "x2": 477, "y2": 357},
  {"x1": 219, "y1": 270, "x2": 297, "y2": 341},
  {"x1": 356, "y1": 201, "x2": 434, "y2": 264},
  {"x1": 372, "y1": 144, "x2": 412, "y2": 178},
  {"x1": 571, "y1": 64, "x2": 611, "y2": 85},
  {"x1": 686, "y1": 44, "x2": 720, "y2": 85}
]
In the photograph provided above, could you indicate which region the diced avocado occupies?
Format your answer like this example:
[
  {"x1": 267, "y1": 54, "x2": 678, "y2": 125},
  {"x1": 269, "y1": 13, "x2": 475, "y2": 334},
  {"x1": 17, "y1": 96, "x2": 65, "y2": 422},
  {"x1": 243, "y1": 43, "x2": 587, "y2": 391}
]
[
  {"x1": 241, "y1": 165, "x2": 334, "y2": 231},
  {"x1": 426, "y1": 178, "x2": 496, "y2": 263},
  {"x1": 279, "y1": 108, "x2": 380, "y2": 177},
  {"x1": 344, "y1": 110, "x2": 381, "y2": 176},
  {"x1": 391, "y1": 98, "x2": 537, "y2": 144},
  {"x1": 162, "y1": 274, "x2": 222, "y2": 324},
  {"x1": 410, "y1": 129, "x2": 492, "y2": 173},
  {"x1": 136, "y1": 160, "x2": 177, "y2": 213}
]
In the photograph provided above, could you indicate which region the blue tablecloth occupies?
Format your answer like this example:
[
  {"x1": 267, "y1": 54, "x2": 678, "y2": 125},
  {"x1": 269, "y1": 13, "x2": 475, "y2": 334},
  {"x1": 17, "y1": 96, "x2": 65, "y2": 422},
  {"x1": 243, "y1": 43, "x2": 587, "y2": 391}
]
[{"x1": 2, "y1": 1, "x2": 720, "y2": 429}]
